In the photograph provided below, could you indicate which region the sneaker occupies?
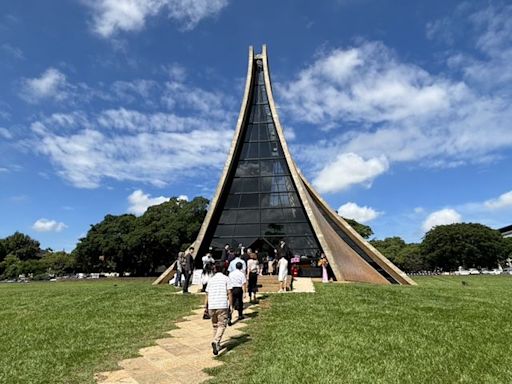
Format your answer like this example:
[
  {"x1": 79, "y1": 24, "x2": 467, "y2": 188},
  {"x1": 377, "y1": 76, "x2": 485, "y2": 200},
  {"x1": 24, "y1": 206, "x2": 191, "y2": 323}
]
[
  {"x1": 239, "y1": 315, "x2": 245, "y2": 321},
  {"x1": 212, "y1": 342, "x2": 219, "y2": 356}
]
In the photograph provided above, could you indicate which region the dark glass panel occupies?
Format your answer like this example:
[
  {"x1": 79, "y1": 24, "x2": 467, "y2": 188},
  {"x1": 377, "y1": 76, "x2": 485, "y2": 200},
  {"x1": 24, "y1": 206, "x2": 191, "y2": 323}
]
[
  {"x1": 225, "y1": 195, "x2": 240, "y2": 209},
  {"x1": 260, "y1": 192, "x2": 300, "y2": 208},
  {"x1": 260, "y1": 208, "x2": 306, "y2": 223},
  {"x1": 260, "y1": 176, "x2": 294, "y2": 193},
  {"x1": 284, "y1": 223, "x2": 312, "y2": 235},
  {"x1": 260, "y1": 159, "x2": 288, "y2": 176},
  {"x1": 219, "y1": 210, "x2": 237, "y2": 224},
  {"x1": 239, "y1": 193, "x2": 259, "y2": 208},
  {"x1": 235, "y1": 161, "x2": 259, "y2": 176},
  {"x1": 229, "y1": 178, "x2": 243, "y2": 193},
  {"x1": 271, "y1": 141, "x2": 282, "y2": 157},
  {"x1": 242, "y1": 177, "x2": 258, "y2": 193},
  {"x1": 236, "y1": 210, "x2": 259, "y2": 224},
  {"x1": 259, "y1": 142, "x2": 272, "y2": 158},
  {"x1": 241, "y1": 142, "x2": 258, "y2": 159},
  {"x1": 248, "y1": 124, "x2": 259, "y2": 142},
  {"x1": 234, "y1": 224, "x2": 260, "y2": 237},
  {"x1": 210, "y1": 238, "x2": 226, "y2": 249},
  {"x1": 267, "y1": 123, "x2": 277, "y2": 141},
  {"x1": 233, "y1": 237, "x2": 258, "y2": 248},
  {"x1": 287, "y1": 236, "x2": 318, "y2": 249},
  {"x1": 259, "y1": 124, "x2": 269, "y2": 141},
  {"x1": 262, "y1": 223, "x2": 285, "y2": 236},
  {"x1": 214, "y1": 225, "x2": 235, "y2": 237},
  {"x1": 256, "y1": 85, "x2": 268, "y2": 104}
]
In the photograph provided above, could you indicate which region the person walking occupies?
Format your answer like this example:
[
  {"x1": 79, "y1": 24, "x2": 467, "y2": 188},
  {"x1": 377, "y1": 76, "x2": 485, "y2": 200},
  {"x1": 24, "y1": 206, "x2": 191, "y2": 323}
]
[
  {"x1": 182, "y1": 247, "x2": 194, "y2": 294},
  {"x1": 220, "y1": 244, "x2": 229, "y2": 273},
  {"x1": 228, "y1": 262, "x2": 246, "y2": 323},
  {"x1": 205, "y1": 263, "x2": 233, "y2": 355},
  {"x1": 228, "y1": 253, "x2": 246, "y2": 273},
  {"x1": 318, "y1": 253, "x2": 329, "y2": 283},
  {"x1": 174, "y1": 252, "x2": 184, "y2": 287},
  {"x1": 247, "y1": 251, "x2": 259, "y2": 302},
  {"x1": 277, "y1": 256, "x2": 289, "y2": 292},
  {"x1": 201, "y1": 252, "x2": 215, "y2": 292}
]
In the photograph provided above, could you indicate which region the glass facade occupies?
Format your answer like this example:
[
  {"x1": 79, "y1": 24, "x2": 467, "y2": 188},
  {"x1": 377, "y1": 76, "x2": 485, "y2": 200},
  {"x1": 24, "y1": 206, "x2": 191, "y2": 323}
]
[{"x1": 205, "y1": 60, "x2": 322, "y2": 258}]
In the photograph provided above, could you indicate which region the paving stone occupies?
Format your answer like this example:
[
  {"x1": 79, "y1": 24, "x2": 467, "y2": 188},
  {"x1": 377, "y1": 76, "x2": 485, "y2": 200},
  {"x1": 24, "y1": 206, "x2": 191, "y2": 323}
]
[
  {"x1": 119, "y1": 357, "x2": 155, "y2": 373},
  {"x1": 130, "y1": 371, "x2": 179, "y2": 384},
  {"x1": 170, "y1": 365, "x2": 212, "y2": 384},
  {"x1": 95, "y1": 299, "x2": 274, "y2": 384},
  {"x1": 95, "y1": 370, "x2": 135, "y2": 383}
]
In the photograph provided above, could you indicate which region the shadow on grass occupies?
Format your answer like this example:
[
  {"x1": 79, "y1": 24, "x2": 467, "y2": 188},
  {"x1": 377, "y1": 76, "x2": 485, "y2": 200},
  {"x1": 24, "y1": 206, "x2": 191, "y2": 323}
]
[{"x1": 221, "y1": 334, "x2": 251, "y2": 353}]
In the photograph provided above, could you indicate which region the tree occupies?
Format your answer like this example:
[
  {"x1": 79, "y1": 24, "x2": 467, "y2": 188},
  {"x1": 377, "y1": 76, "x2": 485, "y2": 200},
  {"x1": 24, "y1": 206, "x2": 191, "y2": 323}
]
[
  {"x1": 73, "y1": 196, "x2": 208, "y2": 275},
  {"x1": 74, "y1": 214, "x2": 137, "y2": 274},
  {"x1": 2, "y1": 232, "x2": 41, "y2": 261},
  {"x1": 343, "y1": 218, "x2": 374, "y2": 239},
  {"x1": 421, "y1": 223, "x2": 508, "y2": 270},
  {"x1": 371, "y1": 236, "x2": 407, "y2": 264},
  {"x1": 130, "y1": 196, "x2": 209, "y2": 274},
  {"x1": 0, "y1": 240, "x2": 6, "y2": 263},
  {"x1": 40, "y1": 251, "x2": 77, "y2": 276}
]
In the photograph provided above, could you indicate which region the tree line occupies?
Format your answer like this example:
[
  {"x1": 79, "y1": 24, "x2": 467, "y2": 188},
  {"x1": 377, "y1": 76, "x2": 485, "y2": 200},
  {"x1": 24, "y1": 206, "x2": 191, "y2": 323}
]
[
  {"x1": 370, "y1": 223, "x2": 512, "y2": 272},
  {"x1": 1, "y1": 195, "x2": 511, "y2": 279}
]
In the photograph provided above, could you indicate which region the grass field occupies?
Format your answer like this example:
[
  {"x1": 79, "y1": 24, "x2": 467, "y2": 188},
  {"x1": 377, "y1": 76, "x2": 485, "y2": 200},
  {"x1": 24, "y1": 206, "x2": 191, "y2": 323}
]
[
  {"x1": 2, "y1": 276, "x2": 512, "y2": 384},
  {"x1": 208, "y1": 276, "x2": 512, "y2": 384},
  {"x1": 0, "y1": 279, "x2": 200, "y2": 384}
]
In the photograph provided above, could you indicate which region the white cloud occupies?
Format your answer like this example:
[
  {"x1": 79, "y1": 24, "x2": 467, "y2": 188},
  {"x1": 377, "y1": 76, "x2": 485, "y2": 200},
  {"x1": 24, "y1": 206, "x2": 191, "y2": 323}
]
[
  {"x1": 484, "y1": 190, "x2": 512, "y2": 210},
  {"x1": 20, "y1": 68, "x2": 69, "y2": 103},
  {"x1": 127, "y1": 189, "x2": 169, "y2": 215},
  {"x1": 280, "y1": 42, "x2": 458, "y2": 127},
  {"x1": 28, "y1": 70, "x2": 236, "y2": 188},
  {"x1": 422, "y1": 209, "x2": 462, "y2": 232},
  {"x1": 85, "y1": 0, "x2": 229, "y2": 38},
  {"x1": 312, "y1": 152, "x2": 388, "y2": 193},
  {"x1": 32, "y1": 218, "x2": 68, "y2": 232},
  {"x1": 282, "y1": 5, "x2": 512, "y2": 191},
  {"x1": 0, "y1": 127, "x2": 12, "y2": 139},
  {"x1": 177, "y1": 194, "x2": 189, "y2": 201},
  {"x1": 0, "y1": 43, "x2": 24, "y2": 60},
  {"x1": 338, "y1": 202, "x2": 381, "y2": 223}
]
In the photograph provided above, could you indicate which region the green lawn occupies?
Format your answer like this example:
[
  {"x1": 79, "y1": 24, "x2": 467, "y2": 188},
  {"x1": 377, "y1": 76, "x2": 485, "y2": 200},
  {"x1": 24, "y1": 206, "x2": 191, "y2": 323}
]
[
  {"x1": 0, "y1": 279, "x2": 200, "y2": 384},
  {"x1": 208, "y1": 276, "x2": 512, "y2": 384}
]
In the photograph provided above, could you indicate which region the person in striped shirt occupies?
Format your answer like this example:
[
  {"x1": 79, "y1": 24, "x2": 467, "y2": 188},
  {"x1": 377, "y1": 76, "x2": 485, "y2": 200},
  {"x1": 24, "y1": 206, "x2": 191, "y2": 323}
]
[{"x1": 205, "y1": 262, "x2": 233, "y2": 355}]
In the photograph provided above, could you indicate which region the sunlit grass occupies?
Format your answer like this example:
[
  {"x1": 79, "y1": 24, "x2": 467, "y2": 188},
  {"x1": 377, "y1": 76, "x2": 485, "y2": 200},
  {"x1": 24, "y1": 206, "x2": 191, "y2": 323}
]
[
  {"x1": 0, "y1": 279, "x2": 200, "y2": 384},
  {"x1": 208, "y1": 276, "x2": 512, "y2": 384}
]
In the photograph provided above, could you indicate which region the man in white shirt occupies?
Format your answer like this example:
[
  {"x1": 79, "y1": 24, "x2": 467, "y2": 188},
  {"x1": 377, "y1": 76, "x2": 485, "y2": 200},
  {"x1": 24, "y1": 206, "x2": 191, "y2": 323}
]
[
  {"x1": 205, "y1": 263, "x2": 233, "y2": 355},
  {"x1": 228, "y1": 262, "x2": 247, "y2": 323},
  {"x1": 228, "y1": 255, "x2": 246, "y2": 273}
]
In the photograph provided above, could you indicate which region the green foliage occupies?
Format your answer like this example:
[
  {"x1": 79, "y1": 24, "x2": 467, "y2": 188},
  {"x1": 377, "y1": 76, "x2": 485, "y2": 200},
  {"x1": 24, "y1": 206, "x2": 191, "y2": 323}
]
[
  {"x1": 40, "y1": 251, "x2": 77, "y2": 275},
  {"x1": 2, "y1": 232, "x2": 41, "y2": 261},
  {"x1": 74, "y1": 196, "x2": 208, "y2": 275},
  {"x1": 0, "y1": 240, "x2": 6, "y2": 263},
  {"x1": 343, "y1": 217, "x2": 374, "y2": 239},
  {"x1": 422, "y1": 223, "x2": 508, "y2": 270},
  {"x1": 0, "y1": 250, "x2": 76, "y2": 279},
  {"x1": 371, "y1": 237, "x2": 426, "y2": 272},
  {"x1": 0, "y1": 255, "x2": 23, "y2": 279}
]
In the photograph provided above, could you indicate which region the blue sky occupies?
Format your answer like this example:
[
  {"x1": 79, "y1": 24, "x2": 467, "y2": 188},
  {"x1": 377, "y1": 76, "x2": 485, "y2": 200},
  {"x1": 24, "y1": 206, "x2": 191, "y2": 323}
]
[{"x1": 1, "y1": 0, "x2": 511, "y2": 251}]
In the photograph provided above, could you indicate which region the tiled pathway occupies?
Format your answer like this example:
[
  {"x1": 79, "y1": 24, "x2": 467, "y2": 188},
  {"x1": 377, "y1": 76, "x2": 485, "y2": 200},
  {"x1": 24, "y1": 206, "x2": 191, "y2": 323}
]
[{"x1": 95, "y1": 278, "x2": 314, "y2": 384}]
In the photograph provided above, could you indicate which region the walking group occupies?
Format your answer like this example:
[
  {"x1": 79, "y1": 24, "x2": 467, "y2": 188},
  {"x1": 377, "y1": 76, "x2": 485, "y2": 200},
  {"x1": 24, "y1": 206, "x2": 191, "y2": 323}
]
[{"x1": 174, "y1": 242, "x2": 292, "y2": 355}]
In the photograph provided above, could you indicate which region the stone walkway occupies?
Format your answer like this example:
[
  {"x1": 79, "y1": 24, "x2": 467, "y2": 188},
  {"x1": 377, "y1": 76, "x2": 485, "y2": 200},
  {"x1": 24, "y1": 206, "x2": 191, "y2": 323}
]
[{"x1": 95, "y1": 278, "x2": 314, "y2": 384}]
